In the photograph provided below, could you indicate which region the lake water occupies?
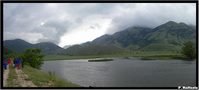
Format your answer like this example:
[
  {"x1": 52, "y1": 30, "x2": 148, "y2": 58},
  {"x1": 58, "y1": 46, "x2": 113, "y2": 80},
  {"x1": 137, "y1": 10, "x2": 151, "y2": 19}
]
[{"x1": 41, "y1": 58, "x2": 196, "y2": 87}]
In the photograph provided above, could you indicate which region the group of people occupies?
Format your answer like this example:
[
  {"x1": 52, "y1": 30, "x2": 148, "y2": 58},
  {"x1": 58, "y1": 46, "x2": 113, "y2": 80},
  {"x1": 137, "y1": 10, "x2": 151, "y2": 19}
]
[{"x1": 3, "y1": 57, "x2": 23, "y2": 70}]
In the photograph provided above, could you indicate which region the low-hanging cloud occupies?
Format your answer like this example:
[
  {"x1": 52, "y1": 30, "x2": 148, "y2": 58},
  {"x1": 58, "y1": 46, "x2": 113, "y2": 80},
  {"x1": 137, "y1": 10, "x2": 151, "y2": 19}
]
[
  {"x1": 106, "y1": 3, "x2": 196, "y2": 34},
  {"x1": 3, "y1": 3, "x2": 196, "y2": 46}
]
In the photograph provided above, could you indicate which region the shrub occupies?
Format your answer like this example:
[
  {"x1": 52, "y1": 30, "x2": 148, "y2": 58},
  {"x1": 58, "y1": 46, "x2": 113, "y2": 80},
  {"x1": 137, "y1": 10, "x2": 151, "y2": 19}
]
[
  {"x1": 21, "y1": 48, "x2": 44, "y2": 69},
  {"x1": 181, "y1": 41, "x2": 196, "y2": 60}
]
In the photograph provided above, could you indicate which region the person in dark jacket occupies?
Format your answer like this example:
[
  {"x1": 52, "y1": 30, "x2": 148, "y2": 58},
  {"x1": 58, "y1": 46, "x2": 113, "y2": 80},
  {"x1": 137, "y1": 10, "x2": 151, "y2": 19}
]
[
  {"x1": 18, "y1": 58, "x2": 22, "y2": 69},
  {"x1": 16, "y1": 58, "x2": 20, "y2": 69}
]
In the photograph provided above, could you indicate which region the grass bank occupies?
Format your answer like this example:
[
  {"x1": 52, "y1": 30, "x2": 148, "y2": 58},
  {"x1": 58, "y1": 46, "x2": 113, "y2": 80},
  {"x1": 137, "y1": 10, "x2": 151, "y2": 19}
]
[
  {"x1": 140, "y1": 54, "x2": 186, "y2": 60},
  {"x1": 22, "y1": 65, "x2": 80, "y2": 87}
]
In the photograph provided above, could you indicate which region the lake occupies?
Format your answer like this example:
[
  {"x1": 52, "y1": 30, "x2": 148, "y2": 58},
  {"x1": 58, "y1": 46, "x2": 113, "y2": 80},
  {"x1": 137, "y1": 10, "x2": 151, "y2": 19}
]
[{"x1": 41, "y1": 58, "x2": 196, "y2": 87}]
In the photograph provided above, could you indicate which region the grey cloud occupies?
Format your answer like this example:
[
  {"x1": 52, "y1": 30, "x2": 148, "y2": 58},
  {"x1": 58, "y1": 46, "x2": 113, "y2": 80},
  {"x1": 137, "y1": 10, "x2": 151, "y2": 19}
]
[
  {"x1": 106, "y1": 3, "x2": 196, "y2": 34},
  {"x1": 4, "y1": 4, "x2": 45, "y2": 32},
  {"x1": 32, "y1": 20, "x2": 71, "y2": 44},
  {"x1": 3, "y1": 3, "x2": 196, "y2": 45},
  {"x1": 3, "y1": 3, "x2": 71, "y2": 44}
]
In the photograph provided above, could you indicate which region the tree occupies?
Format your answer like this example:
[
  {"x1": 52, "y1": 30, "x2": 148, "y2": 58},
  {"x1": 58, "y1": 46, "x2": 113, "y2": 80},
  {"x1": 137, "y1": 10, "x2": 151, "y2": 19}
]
[
  {"x1": 21, "y1": 48, "x2": 44, "y2": 69},
  {"x1": 181, "y1": 41, "x2": 196, "y2": 60},
  {"x1": 3, "y1": 47, "x2": 17, "y2": 58}
]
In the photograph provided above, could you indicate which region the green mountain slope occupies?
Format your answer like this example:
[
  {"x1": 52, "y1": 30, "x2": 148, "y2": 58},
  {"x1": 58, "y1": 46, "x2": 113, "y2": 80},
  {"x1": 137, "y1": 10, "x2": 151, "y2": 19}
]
[
  {"x1": 63, "y1": 43, "x2": 124, "y2": 56},
  {"x1": 64, "y1": 21, "x2": 196, "y2": 55},
  {"x1": 143, "y1": 21, "x2": 196, "y2": 51}
]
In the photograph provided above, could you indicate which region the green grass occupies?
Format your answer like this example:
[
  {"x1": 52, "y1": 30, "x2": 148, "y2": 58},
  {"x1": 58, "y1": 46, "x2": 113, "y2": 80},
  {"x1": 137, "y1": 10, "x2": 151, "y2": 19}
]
[
  {"x1": 6, "y1": 67, "x2": 20, "y2": 87},
  {"x1": 140, "y1": 55, "x2": 180, "y2": 60},
  {"x1": 22, "y1": 65, "x2": 80, "y2": 87},
  {"x1": 139, "y1": 54, "x2": 193, "y2": 60},
  {"x1": 44, "y1": 51, "x2": 180, "y2": 61}
]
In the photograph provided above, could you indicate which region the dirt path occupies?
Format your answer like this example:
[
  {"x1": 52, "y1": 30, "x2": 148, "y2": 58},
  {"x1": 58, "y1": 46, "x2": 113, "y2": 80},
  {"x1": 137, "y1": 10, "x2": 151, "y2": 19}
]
[
  {"x1": 15, "y1": 69, "x2": 37, "y2": 87},
  {"x1": 3, "y1": 68, "x2": 9, "y2": 87}
]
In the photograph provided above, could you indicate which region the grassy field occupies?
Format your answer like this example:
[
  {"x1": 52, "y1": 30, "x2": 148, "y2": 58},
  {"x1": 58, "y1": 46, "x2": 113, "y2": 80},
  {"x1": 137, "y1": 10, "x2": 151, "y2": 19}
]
[
  {"x1": 140, "y1": 54, "x2": 186, "y2": 60},
  {"x1": 22, "y1": 65, "x2": 80, "y2": 87},
  {"x1": 44, "y1": 51, "x2": 182, "y2": 61}
]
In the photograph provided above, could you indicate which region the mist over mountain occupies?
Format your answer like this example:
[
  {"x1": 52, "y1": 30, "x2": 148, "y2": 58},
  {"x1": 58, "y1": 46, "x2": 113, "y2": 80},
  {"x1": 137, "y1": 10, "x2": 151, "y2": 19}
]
[
  {"x1": 63, "y1": 21, "x2": 196, "y2": 55},
  {"x1": 4, "y1": 21, "x2": 196, "y2": 55}
]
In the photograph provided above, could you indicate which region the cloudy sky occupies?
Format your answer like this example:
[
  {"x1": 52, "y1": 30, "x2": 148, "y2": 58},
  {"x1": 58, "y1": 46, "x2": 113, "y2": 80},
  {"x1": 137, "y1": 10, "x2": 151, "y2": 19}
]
[{"x1": 3, "y1": 3, "x2": 196, "y2": 47}]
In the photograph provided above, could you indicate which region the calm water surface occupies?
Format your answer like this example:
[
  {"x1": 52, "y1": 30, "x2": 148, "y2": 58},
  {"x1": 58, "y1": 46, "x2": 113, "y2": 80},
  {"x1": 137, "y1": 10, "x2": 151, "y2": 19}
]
[{"x1": 41, "y1": 58, "x2": 196, "y2": 87}]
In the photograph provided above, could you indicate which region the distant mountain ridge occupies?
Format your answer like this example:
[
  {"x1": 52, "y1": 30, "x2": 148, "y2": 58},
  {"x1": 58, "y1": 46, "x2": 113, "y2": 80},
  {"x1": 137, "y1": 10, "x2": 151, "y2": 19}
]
[
  {"x1": 3, "y1": 21, "x2": 196, "y2": 55},
  {"x1": 3, "y1": 39, "x2": 63, "y2": 55}
]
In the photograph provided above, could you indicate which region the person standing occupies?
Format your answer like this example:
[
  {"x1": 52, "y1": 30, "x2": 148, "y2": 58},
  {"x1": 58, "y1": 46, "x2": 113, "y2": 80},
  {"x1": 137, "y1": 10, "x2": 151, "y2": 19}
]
[
  {"x1": 7, "y1": 58, "x2": 11, "y2": 69},
  {"x1": 16, "y1": 58, "x2": 20, "y2": 69},
  {"x1": 18, "y1": 58, "x2": 22, "y2": 69},
  {"x1": 11, "y1": 57, "x2": 14, "y2": 68},
  {"x1": 3, "y1": 58, "x2": 8, "y2": 70}
]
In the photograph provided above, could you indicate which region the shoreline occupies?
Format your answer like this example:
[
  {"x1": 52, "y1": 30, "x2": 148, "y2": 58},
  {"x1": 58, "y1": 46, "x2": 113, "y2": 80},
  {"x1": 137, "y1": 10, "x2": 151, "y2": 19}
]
[
  {"x1": 22, "y1": 65, "x2": 80, "y2": 87},
  {"x1": 44, "y1": 54, "x2": 195, "y2": 61}
]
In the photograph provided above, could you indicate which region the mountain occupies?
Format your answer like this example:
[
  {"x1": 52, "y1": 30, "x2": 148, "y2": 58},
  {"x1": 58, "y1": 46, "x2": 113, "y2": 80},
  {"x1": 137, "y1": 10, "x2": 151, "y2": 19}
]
[
  {"x1": 146, "y1": 21, "x2": 195, "y2": 43},
  {"x1": 3, "y1": 39, "x2": 64, "y2": 55},
  {"x1": 92, "y1": 27, "x2": 153, "y2": 48},
  {"x1": 62, "y1": 43, "x2": 124, "y2": 56},
  {"x1": 3, "y1": 21, "x2": 196, "y2": 56},
  {"x1": 143, "y1": 21, "x2": 196, "y2": 51},
  {"x1": 64, "y1": 21, "x2": 196, "y2": 55},
  {"x1": 4, "y1": 39, "x2": 33, "y2": 53},
  {"x1": 34, "y1": 42, "x2": 64, "y2": 54}
]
